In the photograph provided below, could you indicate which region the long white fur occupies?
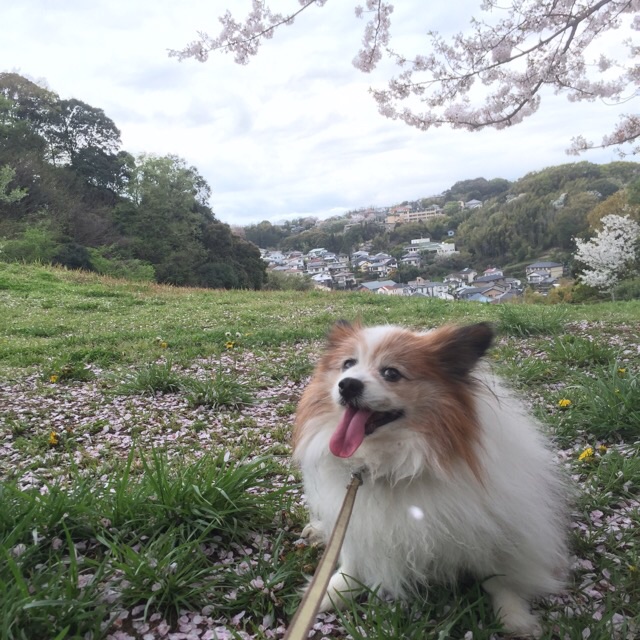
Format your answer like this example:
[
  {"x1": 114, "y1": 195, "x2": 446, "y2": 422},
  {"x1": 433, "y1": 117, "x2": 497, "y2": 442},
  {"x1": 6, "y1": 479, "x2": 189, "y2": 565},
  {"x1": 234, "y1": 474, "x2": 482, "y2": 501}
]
[{"x1": 294, "y1": 325, "x2": 569, "y2": 638}]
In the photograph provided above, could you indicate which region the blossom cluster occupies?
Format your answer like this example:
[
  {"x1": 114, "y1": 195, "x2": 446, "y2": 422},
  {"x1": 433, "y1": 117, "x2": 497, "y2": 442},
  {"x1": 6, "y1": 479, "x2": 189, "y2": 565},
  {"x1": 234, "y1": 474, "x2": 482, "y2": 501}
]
[{"x1": 574, "y1": 214, "x2": 640, "y2": 299}]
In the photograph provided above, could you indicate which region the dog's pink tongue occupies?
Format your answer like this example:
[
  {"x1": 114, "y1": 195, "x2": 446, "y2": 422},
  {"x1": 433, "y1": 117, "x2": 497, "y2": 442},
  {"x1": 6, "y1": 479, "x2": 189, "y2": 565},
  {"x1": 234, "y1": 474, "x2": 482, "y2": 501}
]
[{"x1": 329, "y1": 406, "x2": 373, "y2": 458}]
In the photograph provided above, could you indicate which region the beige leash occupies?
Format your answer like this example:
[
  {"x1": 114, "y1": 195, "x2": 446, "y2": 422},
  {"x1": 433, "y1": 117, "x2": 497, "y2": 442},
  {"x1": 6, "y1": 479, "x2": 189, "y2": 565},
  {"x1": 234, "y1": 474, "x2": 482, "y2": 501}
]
[{"x1": 283, "y1": 469, "x2": 364, "y2": 640}]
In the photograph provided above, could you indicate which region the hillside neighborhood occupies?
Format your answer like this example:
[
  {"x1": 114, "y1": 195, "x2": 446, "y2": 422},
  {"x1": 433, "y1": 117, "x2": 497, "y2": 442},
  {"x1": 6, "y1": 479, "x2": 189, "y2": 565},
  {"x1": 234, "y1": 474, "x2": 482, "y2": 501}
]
[{"x1": 261, "y1": 239, "x2": 566, "y2": 302}]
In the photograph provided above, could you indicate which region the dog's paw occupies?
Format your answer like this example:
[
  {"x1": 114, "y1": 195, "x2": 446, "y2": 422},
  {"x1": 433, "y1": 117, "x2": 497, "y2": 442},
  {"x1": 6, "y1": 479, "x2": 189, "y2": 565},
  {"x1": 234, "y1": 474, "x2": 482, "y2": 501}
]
[
  {"x1": 495, "y1": 598, "x2": 542, "y2": 638},
  {"x1": 318, "y1": 570, "x2": 360, "y2": 612},
  {"x1": 486, "y1": 583, "x2": 543, "y2": 639},
  {"x1": 300, "y1": 520, "x2": 325, "y2": 545},
  {"x1": 500, "y1": 609, "x2": 542, "y2": 639}
]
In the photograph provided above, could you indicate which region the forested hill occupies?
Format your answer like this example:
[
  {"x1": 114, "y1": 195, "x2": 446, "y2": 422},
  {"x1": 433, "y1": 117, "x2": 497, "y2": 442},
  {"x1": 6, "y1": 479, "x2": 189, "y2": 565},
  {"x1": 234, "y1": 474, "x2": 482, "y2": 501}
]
[
  {"x1": 243, "y1": 161, "x2": 640, "y2": 272},
  {"x1": 0, "y1": 73, "x2": 266, "y2": 289}
]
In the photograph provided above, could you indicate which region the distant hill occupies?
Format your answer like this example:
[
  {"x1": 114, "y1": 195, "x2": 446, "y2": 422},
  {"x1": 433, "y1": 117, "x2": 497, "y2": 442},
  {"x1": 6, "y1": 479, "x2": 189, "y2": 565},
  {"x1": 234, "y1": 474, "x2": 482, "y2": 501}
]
[{"x1": 244, "y1": 161, "x2": 640, "y2": 275}]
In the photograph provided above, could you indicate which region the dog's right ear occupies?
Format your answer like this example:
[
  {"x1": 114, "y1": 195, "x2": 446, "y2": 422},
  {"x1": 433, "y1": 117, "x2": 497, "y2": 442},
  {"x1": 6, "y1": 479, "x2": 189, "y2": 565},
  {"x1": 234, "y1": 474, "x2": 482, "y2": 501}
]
[{"x1": 327, "y1": 319, "x2": 357, "y2": 348}]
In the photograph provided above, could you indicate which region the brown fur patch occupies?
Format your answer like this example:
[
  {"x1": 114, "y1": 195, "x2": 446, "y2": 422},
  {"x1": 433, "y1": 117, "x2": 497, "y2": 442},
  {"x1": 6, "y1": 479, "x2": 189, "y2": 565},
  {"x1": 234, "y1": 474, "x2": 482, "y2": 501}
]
[{"x1": 370, "y1": 326, "x2": 489, "y2": 481}]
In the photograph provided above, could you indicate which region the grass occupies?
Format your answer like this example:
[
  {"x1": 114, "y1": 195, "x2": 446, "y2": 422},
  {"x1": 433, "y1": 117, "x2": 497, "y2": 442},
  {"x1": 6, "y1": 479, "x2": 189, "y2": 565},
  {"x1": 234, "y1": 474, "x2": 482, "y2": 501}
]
[
  {"x1": 183, "y1": 372, "x2": 254, "y2": 410},
  {"x1": 1, "y1": 262, "x2": 639, "y2": 639}
]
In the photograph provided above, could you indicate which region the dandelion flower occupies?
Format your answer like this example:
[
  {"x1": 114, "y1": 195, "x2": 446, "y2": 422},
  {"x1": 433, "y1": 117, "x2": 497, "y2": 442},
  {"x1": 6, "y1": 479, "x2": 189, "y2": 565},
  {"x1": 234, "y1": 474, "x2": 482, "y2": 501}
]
[
  {"x1": 597, "y1": 444, "x2": 608, "y2": 454},
  {"x1": 160, "y1": 341, "x2": 168, "y2": 349},
  {"x1": 558, "y1": 398, "x2": 572, "y2": 408},
  {"x1": 578, "y1": 446, "x2": 594, "y2": 461},
  {"x1": 617, "y1": 367, "x2": 626, "y2": 375},
  {"x1": 49, "y1": 374, "x2": 59, "y2": 383},
  {"x1": 48, "y1": 431, "x2": 59, "y2": 446},
  {"x1": 225, "y1": 341, "x2": 235, "y2": 350}
]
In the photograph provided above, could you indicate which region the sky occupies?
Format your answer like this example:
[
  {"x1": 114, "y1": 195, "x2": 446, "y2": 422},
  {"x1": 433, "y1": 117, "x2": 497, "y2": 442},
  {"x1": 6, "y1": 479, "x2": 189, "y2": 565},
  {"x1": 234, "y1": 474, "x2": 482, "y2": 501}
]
[{"x1": 1, "y1": 0, "x2": 637, "y2": 226}]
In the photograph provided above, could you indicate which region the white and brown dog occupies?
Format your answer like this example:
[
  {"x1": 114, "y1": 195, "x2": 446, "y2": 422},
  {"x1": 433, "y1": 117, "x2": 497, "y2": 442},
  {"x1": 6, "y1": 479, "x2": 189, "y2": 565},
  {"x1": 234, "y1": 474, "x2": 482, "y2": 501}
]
[{"x1": 293, "y1": 321, "x2": 568, "y2": 638}]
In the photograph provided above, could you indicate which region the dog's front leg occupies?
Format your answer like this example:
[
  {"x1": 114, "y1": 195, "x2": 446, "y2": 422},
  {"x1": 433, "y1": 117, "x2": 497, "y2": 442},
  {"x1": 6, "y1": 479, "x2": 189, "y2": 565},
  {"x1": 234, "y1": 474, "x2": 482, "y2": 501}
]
[{"x1": 318, "y1": 566, "x2": 362, "y2": 612}]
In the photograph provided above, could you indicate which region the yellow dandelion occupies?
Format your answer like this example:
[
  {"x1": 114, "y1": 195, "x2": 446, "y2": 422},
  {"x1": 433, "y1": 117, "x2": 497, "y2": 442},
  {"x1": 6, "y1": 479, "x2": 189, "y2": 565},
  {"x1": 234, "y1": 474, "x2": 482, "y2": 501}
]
[
  {"x1": 48, "y1": 431, "x2": 59, "y2": 446},
  {"x1": 617, "y1": 367, "x2": 626, "y2": 375},
  {"x1": 49, "y1": 374, "x2": 59, "y2": 383},
  {"x1": 160, "y1": 341, "x2": 168, "y2": 349},
  {"x1": 558, "y1": 398, "x2": 572, "y2": 408},
  {"x1": 597, "y1": 444, "x2": 608, "y2": 454},
  {"x1": 225, "y1": 341, "x2": 235, "y2": 350},
  {"x1": 578, "y1": 446, "x2": 594, "y2": 461}
]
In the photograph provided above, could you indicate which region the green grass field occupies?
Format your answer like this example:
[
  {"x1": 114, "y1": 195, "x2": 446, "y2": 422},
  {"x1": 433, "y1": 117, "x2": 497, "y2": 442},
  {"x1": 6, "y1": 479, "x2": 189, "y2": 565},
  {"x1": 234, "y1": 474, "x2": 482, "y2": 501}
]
[{"x1": 0, "y1": 262, "x2": 638, "y2": 640}]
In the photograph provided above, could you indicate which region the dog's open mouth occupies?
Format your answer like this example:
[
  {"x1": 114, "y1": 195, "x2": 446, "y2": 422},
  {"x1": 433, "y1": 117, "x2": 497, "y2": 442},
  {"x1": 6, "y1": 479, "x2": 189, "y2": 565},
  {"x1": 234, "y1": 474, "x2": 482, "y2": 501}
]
[
  {"x1": 329, "y1": 406, "x2": 404, "y2": 458},
  {"x1": 364, "y1": 409, "x2": 404, "y2": 434}
]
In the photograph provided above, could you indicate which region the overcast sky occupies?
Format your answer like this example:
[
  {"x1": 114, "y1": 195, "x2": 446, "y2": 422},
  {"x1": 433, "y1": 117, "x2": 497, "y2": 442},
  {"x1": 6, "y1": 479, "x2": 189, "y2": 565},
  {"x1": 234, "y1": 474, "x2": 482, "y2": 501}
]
[{"x1": 1, "y1": 0, "x2": 636, "y2": 225}]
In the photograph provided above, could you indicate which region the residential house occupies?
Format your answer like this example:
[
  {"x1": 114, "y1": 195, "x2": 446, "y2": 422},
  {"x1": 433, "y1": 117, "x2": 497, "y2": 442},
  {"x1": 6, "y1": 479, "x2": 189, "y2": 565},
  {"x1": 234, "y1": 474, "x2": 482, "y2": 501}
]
[
  {"x1": 465, "y1": 199, "x2": 483, "y2": 209},
  {"x1": 332, "y1": 271, "x2": 356, "y2": 289},
  {"x1": 366, "y1": 257, "x2": 397, "y2": 278},
  {"x1": 459, "y1": 268, "x2": 478, "y2": 283},
  {"x1": 443, "y1": 273, "x2": 465, "y2": 287},
  {"x1": 473, "y1": 273, "x2": 507, "y2": 286},
  {"x1": 359, "y1": 280, "x2": 397, "y2": 293},
  {"x1": 525, "y1": 262, "x2": 564, "y2": 281},
  {"x1": 411, "y1": 280, "x2": 452, "y2": 299},
  {"x1": 446, "y1": 268, "x2": 477, "y2": 285},
  {"x1": 377, "y1": 283, "x2": 411, "y2": 296},
  {"x1": 479, "y1": 284, "x2": 509, "y2": 300},
  {"x1": 401, "y1": 254, "x2": 422, "y2": 267},
  {"x1": 436, "y1": 243, "x2": 457, "y2": 255},
  {"x1": 456, "y1": 286, "x2": 490, "y2": 300},
  {"x1": 262, "y1": 250, "x2": 286, "y2": 264},
  {"x1": 306, "y1": 260, "x2": 328, "y2": 275},
  {"x1": 311, "y1": 273, "x2": 333, "y2": 287}
]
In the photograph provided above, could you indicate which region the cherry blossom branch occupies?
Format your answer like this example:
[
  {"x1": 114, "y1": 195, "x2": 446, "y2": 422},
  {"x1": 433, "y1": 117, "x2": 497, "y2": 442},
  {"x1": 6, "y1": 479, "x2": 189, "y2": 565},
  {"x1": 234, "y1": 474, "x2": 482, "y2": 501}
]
[
  {"x1": 171, "y1": 0, "x2": 640, "y2": 155},
  {"x1": 168, "y1": 1, "x2": 326, "y2": 64}
]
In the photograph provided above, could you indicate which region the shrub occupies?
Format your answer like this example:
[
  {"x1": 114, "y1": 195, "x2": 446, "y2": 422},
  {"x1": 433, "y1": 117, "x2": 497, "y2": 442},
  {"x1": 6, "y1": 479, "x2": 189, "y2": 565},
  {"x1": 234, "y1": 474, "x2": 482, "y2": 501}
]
[
  {"x1": 88, "y1": 247, "x2": 156, "y2": 282},
  {"x1": 613, "y1": 277, "x2": 640, "y2": 301},
  {"x1": 0, "y1": 225, "x2": 58, "y2": 264},
  {"x1": 264, "y1": 271, "x2": 314, "y2": 291}
]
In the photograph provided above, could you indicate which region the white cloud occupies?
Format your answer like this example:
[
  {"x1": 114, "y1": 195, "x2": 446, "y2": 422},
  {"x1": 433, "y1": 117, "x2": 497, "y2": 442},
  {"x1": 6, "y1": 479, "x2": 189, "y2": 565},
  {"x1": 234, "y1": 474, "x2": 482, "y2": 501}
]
[{"x1": 1, "y1": 0, "x2": 636, "y2": 225}]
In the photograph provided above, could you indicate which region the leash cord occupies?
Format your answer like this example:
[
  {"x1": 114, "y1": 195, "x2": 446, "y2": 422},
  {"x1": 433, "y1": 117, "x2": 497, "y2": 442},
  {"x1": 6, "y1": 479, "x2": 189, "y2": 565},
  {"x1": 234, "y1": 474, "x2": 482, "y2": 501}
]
[{"x1": 283, "y1": 470, "x2": 364, "y2": 640}]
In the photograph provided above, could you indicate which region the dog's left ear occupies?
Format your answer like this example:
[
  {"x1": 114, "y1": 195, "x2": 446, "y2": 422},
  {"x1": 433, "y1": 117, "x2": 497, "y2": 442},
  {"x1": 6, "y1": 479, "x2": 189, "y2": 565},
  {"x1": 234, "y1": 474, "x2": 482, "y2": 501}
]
[
  {"x1": 327, "y1": 319, "x2": 359, "y2": 348},
  {"x1": 435, "y1": 322, "x2": 494, "y2": 379}
]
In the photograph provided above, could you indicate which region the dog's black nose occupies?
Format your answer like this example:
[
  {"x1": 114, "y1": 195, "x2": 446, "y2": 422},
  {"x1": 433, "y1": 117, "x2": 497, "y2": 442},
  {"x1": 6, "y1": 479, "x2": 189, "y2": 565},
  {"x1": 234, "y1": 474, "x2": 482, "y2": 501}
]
[{"x1": 339, "y1": 377, "x2": 364, "y2": 401}]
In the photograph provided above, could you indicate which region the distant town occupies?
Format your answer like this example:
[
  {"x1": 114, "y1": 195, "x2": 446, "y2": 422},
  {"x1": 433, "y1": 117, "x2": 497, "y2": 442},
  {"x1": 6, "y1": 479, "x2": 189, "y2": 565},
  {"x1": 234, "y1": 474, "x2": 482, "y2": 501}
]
[{"x1": 262, "y1": 206, "x2": 566, "y2": 301}]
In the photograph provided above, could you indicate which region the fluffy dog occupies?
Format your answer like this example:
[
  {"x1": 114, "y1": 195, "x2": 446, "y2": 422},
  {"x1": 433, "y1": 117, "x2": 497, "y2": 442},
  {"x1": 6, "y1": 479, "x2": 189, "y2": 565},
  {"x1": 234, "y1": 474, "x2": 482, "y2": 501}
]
[{"x1": 292, "y1": 321, "x2": 568, "y2": 638}]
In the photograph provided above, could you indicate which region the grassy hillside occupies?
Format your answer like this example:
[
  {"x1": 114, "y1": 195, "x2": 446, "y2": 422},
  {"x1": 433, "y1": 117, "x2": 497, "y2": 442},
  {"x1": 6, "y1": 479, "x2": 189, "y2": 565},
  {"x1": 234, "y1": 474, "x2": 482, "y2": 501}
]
[{"x1": 0, "y1": 263, "x2": 639, "y2": 639}]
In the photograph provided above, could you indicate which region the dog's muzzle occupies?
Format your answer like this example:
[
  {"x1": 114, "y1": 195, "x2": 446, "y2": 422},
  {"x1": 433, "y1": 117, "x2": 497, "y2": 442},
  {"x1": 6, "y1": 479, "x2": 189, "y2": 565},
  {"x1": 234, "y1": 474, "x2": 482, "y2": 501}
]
[{"x1": 338, "y1": 377, "x2": 364, "y2": 402}]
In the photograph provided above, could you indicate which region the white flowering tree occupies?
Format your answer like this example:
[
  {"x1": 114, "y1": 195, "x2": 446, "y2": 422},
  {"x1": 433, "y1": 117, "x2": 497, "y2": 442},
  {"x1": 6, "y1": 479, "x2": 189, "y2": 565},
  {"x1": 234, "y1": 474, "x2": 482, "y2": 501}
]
[
  {"x1": 574, "y1": 214, "x2": 640, "y2": 300},
  {"x1": 170, "y1": 0, "x2": 640, "y2": 155}
]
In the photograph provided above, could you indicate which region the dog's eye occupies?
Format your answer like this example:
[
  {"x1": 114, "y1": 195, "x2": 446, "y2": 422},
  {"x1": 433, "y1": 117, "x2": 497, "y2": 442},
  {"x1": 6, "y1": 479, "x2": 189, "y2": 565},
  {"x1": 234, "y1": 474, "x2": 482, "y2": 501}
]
[
  {"x1": 343, "y1": 358, "x2": 357, "y2": 370},
  {"x1": 381, "y1": 367, "x2": 402, "y2": 382}
]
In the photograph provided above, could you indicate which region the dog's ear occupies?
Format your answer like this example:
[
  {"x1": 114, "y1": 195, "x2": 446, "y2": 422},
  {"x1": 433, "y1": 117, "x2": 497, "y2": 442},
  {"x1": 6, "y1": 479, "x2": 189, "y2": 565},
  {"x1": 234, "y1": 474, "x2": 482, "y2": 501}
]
[
  {"x1": 327, "y1": 319, "x2": 358, "y2": 348},
  {"x1": 434, "y1": 322, "x2": 494, "y2": 379}
]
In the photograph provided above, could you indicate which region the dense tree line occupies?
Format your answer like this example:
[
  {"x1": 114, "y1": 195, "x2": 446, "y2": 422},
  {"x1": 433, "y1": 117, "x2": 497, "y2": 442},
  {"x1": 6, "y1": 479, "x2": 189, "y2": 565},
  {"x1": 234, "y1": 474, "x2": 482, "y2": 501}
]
[{"x1": 0, "y1": 73, "x2": 266, "y2": 289}]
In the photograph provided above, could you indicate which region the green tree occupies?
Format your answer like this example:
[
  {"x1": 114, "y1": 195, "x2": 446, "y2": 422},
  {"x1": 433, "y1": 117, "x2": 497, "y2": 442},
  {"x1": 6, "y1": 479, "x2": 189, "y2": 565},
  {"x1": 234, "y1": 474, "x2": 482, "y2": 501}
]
[
  {"x1": 47, "y1": 98, "x2": 122, "y2": 166},
  {"x1": 0, "y1": 164, "x2": 27, "y2": 203}
]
